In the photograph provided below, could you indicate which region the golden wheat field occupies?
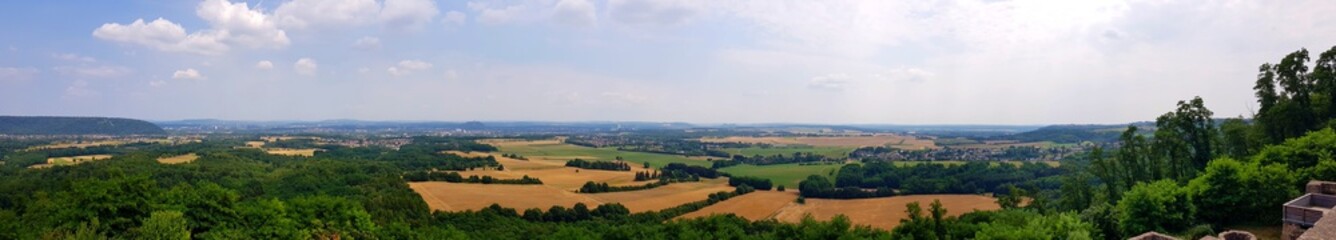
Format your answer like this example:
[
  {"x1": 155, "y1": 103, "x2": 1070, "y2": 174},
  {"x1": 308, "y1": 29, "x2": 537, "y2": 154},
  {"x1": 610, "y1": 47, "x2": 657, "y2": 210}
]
[{"x1": 681, "y1": 192, "x2": 1000, "y2": 230}]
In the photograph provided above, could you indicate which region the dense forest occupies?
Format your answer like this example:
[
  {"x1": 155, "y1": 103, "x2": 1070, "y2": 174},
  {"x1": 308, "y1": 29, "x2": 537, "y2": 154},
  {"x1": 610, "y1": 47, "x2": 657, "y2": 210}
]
[{"x1": 0, "y1": 116, "x2": 167, "y2": 135}]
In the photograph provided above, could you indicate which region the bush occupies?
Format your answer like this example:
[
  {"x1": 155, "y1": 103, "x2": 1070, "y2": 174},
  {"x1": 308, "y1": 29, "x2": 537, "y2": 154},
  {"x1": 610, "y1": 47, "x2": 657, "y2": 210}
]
[
  {"x1": 728, "y1": 176, "x2": 773, "y2": 190},
  {"x1": 1116, "y1": 180, "x2": 1194, "y2": 236}
]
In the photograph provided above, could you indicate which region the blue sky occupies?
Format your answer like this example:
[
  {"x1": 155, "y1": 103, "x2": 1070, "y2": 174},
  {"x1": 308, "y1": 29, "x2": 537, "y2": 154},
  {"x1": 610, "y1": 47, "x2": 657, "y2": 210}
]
[{"x1": 2, "y1": 0, "x2": 1335, "y2": 124}]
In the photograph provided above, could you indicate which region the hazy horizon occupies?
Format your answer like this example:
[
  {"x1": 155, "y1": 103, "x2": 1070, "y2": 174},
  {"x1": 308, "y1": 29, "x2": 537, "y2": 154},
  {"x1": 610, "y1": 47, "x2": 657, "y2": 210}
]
[{"x1": 4, "y1": 1, "x2": 1336, "y2": 124}]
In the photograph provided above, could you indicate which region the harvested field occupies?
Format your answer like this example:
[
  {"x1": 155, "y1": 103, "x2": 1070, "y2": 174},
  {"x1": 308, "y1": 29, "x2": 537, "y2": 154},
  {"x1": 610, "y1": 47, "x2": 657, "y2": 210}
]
[
  {"x1": 30, "y1": 154, "x2": 114, "y2": 168},
  {"x1": 586, "y1": 179, "x2": 735, "y2": 212},
  {"x1": 409, "y1": 182, "x2": 599, "y2": 211},
  {"x1": 157, "y1": 153, "x2": 199, "y2": 164},
  {"x1": 265, "y1": 148, "x2": 318, "y2": 157},
  {"x1": 486, "y1": 139, "x2": 710, "y2": 168},
  {"x1": 700, "y1": 134, "x2": 936, "y2": 150},
  {"x1": 772, "y1": 194, "x2": 999, "y2": 230},
  {"x1": 680, "y1": 193, "x2": 999, "y2": 230},
  {"x1": 244, "y1": 141, "x2": 265, "y2": 148},
  {"x1": 443, "y1": 151, "x2": 653, "y2": 190},
  {"x1": 409, "y1": 179, "x2": 734, "y2": 213},
  {"x1": 678, "y1": 191, "x2": 798, "y2": 220}
]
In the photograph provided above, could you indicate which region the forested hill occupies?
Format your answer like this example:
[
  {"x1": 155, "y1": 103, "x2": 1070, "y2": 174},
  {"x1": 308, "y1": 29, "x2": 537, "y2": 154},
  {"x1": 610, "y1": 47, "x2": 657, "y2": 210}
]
[
  {"x1": 992, "y1": 123, "x2": 1154, "y2": 143},
  {"x1": 0, "y1": 116, "x2": 166, "y2": 135}
]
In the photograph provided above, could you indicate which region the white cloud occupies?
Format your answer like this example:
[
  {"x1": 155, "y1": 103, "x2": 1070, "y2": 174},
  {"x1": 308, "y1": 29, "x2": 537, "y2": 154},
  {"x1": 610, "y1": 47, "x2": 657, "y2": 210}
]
[
  {"x1": 93, "y1": 0, "x2": 288, "y2": 55},
  {"x1": 172, "y1": 68, "x2": 204, "y2": 80},
  {"x1": 387, "y1": 60, "x2": 433, "y2": 76},
  {"x1": 295, "y1": 58, "x2": 318, "y2": 76},
  {"x1": 256, "y1": 60, "x2": 274, "y2": 70},
  {"x1": 52, "y1": 53, "x2": 96, "y2": 62},
  {"x1": 608, "y1": 0, "x2": 702, "y2": 26},
  {"x1": 93, "y1": 18, "x2": 228, "y2": 55},
  {"x1": 443, "y1": 69, "x2": 459, "y2": 80},
  {"x1": 52, "y1": 66, "x2": 132, "y2": 78},
  {"x1": 469, "y1": 0, "x2": 596, "y2": 26},
  {"x1": 274, "y1": 0, "x2": 381, "y2": 29},
  {"x1": 353, "y1": 36, "x2": 381, "y2": 50},
  {"x1": 64, "y1": 80, "x2": 98, "y2": 98},
  {"x1": 443, "y1": 11, "x2": 467, "y2": 26},
  {"x1": 874, "y1": 68, "x2": 933, "y2": 83},
  {"x1": 468, "y1": 1, "x2": 558, "y2": 25},
  {"x1": 553, "y1": 0, "x2": 597, "y2": 26},
  {"x1": 807, "y1": 73, "x2": 852, "y2": 91},
  {"x1": 0, "y1": 67, "x2": 39, "y2": 82},
  {"x1": 381, "y1": 0, "x2": 440, "y2": 30},
  {"x1": 148, "y1": 80, "x2": 167, "y2": 87}
]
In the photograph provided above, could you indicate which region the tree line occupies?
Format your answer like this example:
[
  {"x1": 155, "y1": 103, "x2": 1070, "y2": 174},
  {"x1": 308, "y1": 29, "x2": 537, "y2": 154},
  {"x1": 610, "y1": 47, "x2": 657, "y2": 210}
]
[
  {"x1": 564, "y1": 159, "x2": 631, "y2": 171},
  {"x1": 402, "y1": 170, "x2": 543, "y2": 185}
]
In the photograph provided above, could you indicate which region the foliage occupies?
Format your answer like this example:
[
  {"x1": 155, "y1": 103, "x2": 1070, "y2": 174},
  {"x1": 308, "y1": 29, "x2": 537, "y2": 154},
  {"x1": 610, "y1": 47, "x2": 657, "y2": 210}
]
[
  {"x1": 727, "y1": 176, "x2": 774, "y2": 190},
  {"x1": 564, "y1": 159, "x2": 631, "y2": 171},
  {"x1": 578, "y1": 181, "x2": 669, "y2": 193},
  {"x1": 402, "y1": 171, "x2": 543, "y2": 184},
  {"x1": 797, "y1": 161, "x2": 1062, "y2": 199},
  {"x1": 1115, "y1": 180, "x2": 1194, "y2": 236}
]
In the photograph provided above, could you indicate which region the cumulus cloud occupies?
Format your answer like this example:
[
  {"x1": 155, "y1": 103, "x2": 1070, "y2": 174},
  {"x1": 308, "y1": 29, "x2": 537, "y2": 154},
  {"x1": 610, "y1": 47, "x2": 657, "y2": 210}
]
[
  {"x1": 52, "y1": 66, "x2": 132, "y2": 78},
  {"x1": 353, "y1": 37, "x2": 381, "y2": 50},
  {"x1": 52, "y1": 53, "x2": 96, "y2": 62},
  {"x1": 64, "y1": 80, "x2": 97, "y2": 98},
  {"x1": 381, "y1": 0, "x2": 440, "y2": 30},
  {"x1": 468, "y1": 0, "x2": 594, "y2": 26},
  {"x1": 255, "y1": 60, "x2": 274, "y2": 70},
  {"x1": 295, "y1": 58, "x2": 318, "y2": 76},
  {"x1": 553, "y1": 0, "x2": 597, "y2": 26},
  {"x1": 807, "y1": 73, "x2": 852, "y2": 91},
  {"x1": 874, "y1": 68, "x2": 933, "y2": 83},
  {"x1": 93, "y1": 0, "x2": 288, "y2": 55},
  {"x1": 274, "y1": 0, "x2": 381, "y2": 29},
  {"x1": 387, "y1": 60, "x2": 433, "y2": 76},
  {"x1": 172, "y1": 68, "x2": 204, "y2": 80},
  {"x1": 608, "y1": 0, "x2": 702, "y2": 26},
  {"x1": 443, "y1": 11, "x2": 467, "y2": 26},
  {"x1": 0, "y1": 67, "x2": 39, "y2": 82},
  {"x1": 92, "y1": 18, "x2": 228, "y2": 55}
]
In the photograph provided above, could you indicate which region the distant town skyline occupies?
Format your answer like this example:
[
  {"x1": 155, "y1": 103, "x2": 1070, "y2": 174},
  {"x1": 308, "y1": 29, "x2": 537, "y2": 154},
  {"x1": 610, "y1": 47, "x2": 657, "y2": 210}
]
[{"x1": 2, "y1": 0, "x2": 1336, "y2": 124}]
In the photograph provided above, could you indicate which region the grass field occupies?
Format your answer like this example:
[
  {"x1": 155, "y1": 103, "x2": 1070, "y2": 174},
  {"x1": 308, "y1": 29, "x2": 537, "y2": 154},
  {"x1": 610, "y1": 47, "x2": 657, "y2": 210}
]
[
  {"x1": 720, "y1": 146, "x2": 854, "y2": 158},
  {"x1": 680, "y1": 192, "x2": 1000, "y2": 230},
  {"x1": 489, "y1": 139, "x2": 710, "y2": 168},
  {"x1": 408, "y1": 178, "x2": 733, "y2": 213},
  {"x1": 156, "y1": 153, "x2": 198, "y2": 164},
  {"x1": 717, "y1": 163, "x2": 843, "y2": 187}
]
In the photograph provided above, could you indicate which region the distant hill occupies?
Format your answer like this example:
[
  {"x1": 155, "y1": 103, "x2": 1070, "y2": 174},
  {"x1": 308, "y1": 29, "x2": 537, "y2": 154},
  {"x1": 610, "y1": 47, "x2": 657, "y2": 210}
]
[
  {"x1": 991, "y1": 123, "x2": 1155, "y2": 143},
  {"x1": 0, "y1": 116, "x2": 166, "y2": 135}
]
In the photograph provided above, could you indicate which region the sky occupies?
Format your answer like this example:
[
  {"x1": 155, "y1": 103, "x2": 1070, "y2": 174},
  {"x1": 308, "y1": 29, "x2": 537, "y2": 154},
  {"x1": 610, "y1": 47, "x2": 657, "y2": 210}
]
[{"x1": 1, "y1": 0, "x2": 1335, "y2": 125}]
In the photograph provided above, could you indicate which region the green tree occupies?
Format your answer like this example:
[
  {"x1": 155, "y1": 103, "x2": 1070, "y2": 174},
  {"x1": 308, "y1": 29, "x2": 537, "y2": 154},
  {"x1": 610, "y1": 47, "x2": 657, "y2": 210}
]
[
  {"x1": 1116, "y1": 180, "x2": 1194, "y2": 236},
  {"x1": 133, "y1": 211, "x2": 190, "y2": 240},
  {"x1": 1219, "y1": 118, "x2": 1260, "y2": 159}
]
